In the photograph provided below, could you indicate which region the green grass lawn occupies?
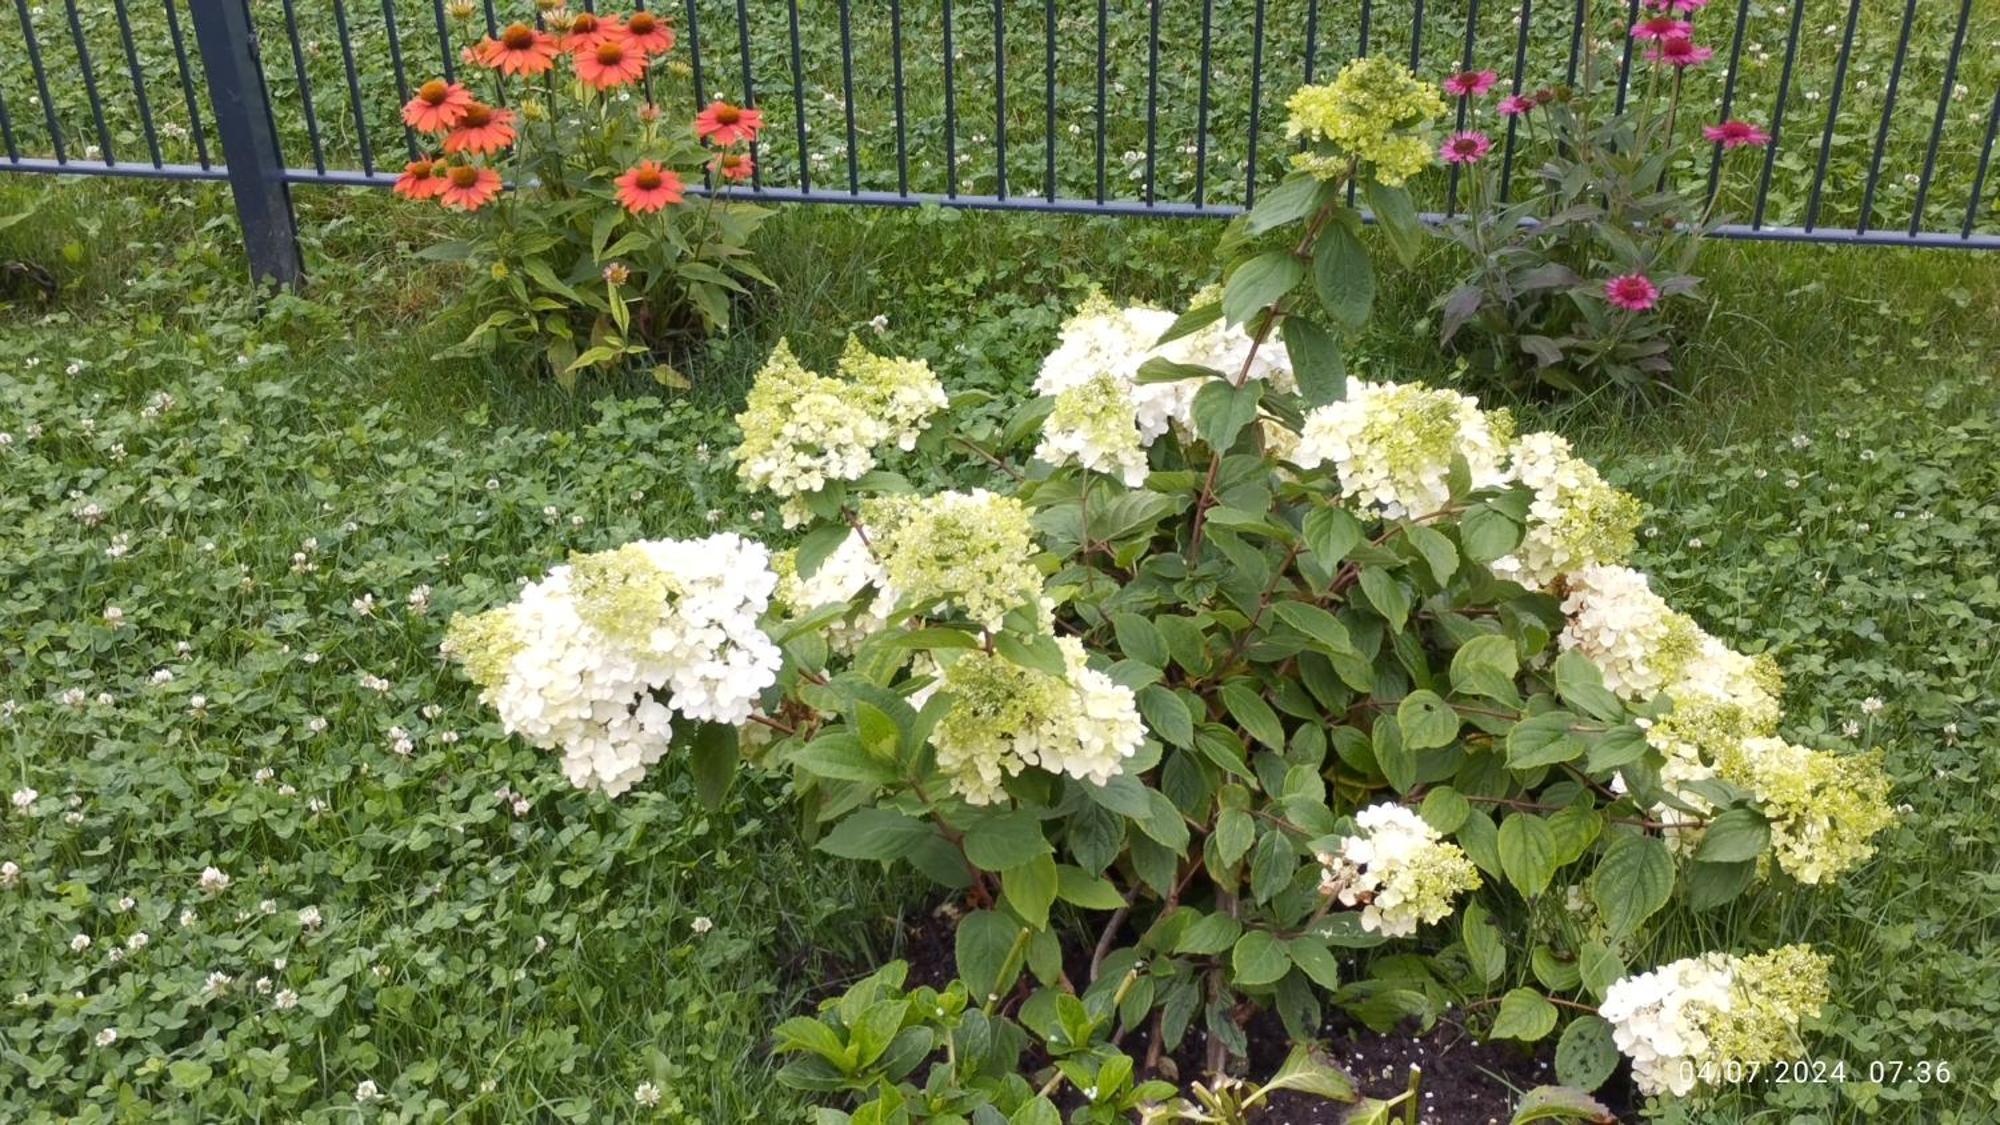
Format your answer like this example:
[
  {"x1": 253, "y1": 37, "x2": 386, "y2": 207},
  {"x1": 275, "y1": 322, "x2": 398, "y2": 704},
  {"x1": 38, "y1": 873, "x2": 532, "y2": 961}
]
[{"x1": 2, "y1": 177, "x2": 1998, "y2": 1121}]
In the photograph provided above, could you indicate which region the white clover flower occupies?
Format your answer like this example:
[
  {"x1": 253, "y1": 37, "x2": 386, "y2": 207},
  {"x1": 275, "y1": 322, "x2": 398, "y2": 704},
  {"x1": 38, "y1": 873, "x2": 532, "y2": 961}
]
[
  {"x1": 274, "y1": 988, "x2": 299, "y2": 1010},
  {"x1": 1491, "y1": 432, "x2": 1642, "y2": 589},
  {"x1": 0, "y1": 862, "x2": 19, "y2": 889},
  {"x1": 179, "y1": 909, "x2": 198, "y2": 927},
  {"x1": 355, "y1": 1080, "x2": 381, "y2": 1103},
  {"x1": 635, "y1": 1081, "x2": 664, "y2": 1106},
  {"x1": 1602, "y1": 946, "x2": 1829, "y2": 1097},
  {"x1": 94, "y1": 1027, "x2": 119, "y2": 1048},
  {"x1": 70, "y1": 933, "x2": 91, "y2": 953},
  {"x1": 1859, "y1": 696, "x2": 1883, "y2": 715},
  {"x1": 203, "y1": 971, "x2": 233, "y2": 995},
  {"x1": 1316, "y1": 803, "x2": 1479, "y2": 937},
  {"x1": 690, "y1": 916, "x2": 714, "y2": 935},
  {"x1": 115, "y1": 896, "x2": 135, "y2": 913},
  {"x1": 351, "y1": 593, "x2": 377, "y2": 617},
  {"x1": 298, "y1": 905, "x2": 323, "y2": 929},
  {"x1": 407, "y1": 585, "x2": 433, "y2": 614},
  {"x1": 9, "y1": 788, "x2": 35, "y2": 814},
  {"x1": 444, "y1": 535, "x2": 781, "y2": 796},
  {"x1": 199, "y1": 867, "x2": 230, "y2": 895},
  {"x1": 1293, "y1": 381, "x2": 1512, "y2": 519}
]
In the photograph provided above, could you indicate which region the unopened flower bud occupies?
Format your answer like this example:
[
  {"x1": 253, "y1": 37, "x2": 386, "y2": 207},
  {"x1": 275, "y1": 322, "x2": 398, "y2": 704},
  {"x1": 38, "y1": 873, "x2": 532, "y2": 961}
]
[
  {"x1": 445, "y1": 0, "x2": 476, "y2": 20},
  {"x1": 637, "y1": 102, "x2": 662, "y2": 124},
  {"x1": 520, "y1": 99, "x2": 548, "y2": 122},
  {"x1": 602, "y1": 262, "x2": 631, "y2": 285}
]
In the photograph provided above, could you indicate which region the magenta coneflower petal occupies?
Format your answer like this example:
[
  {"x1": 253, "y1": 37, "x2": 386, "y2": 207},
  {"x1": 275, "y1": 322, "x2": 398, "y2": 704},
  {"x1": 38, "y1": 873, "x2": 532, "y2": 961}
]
[
  {"x1": 1439, "y1": 130, "x2": 1494, "y2": 165},
  {"x1": 1604, "y1": 274, "x2": 1661, "y2": 312}
]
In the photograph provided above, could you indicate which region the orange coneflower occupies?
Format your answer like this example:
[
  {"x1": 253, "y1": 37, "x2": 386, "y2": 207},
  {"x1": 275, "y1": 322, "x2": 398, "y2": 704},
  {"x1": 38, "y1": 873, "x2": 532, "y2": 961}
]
[
  {"x1": 709, "y1": 151, "x2": 754, "y2": 182},
  {"x1": 694, "y1": 100, "x2": 763, "y2": 146},
  {"x1": 480, "y1": 23, "x2": 559, "y2": 76},
  {"x1": 439, "y1": 164, "x2": 503, "y2": 211},
  {"x1": 575, "y1": 39, "x2": 647, "y2": 90},
  {"x1": 621, "y1": 11, "x2": 675, "y2": 54},
  {"x1": 392, "y1": 157, "x2": 450, "y2": 200},
  {"x1": 615, "y1": 160, "x2": 684, "y2": 213},
  {"x1": 560, "y1": 10, "x2": 625, "y2": 53},
  {"x1": 402, "y1": 78, "x2": 474, "y2": 132},
  {"x1": 443, "y1": 103, "x2": 517, "y2": 155}
]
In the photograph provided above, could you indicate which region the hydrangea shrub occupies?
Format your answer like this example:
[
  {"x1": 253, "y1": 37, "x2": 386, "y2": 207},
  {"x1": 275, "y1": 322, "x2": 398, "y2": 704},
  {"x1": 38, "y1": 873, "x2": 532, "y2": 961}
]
[{"x1": 445, "y1": 60, "x2": 1895, "y2": 1119}]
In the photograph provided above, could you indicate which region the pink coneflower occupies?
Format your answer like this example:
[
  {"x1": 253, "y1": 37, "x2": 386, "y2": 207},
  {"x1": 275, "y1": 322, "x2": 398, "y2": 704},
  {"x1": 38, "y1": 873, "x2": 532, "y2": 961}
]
[
  {"x1": 1496, "y1": 93, "x2": 1536, "y2": 117},
  {"x1": 1645, "y1": 34, "x2": 1714, "y2": 68},
  {"x1": 1439, "y1": 130, "x2": 1493, "y2": 165},
  {"x1": 1702, "y1": 120, "x2": 1772, "y2": 149},
  {"x1": 1630, "y1": 15, "x2": 1692, "y2": 40},
  {"x1": 1604, "y1": 274, "x2": 1660, "y2": 311},
  {"x1": 1645, "y1": 0, "x2": 1709, "y2": 12},
  {"x1": 1442, "y1": 69, "x2": 1500, "y2": 97}
]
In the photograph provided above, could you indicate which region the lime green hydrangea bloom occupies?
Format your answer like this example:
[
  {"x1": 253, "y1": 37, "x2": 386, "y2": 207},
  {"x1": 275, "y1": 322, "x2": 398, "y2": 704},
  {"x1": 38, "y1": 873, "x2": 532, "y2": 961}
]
[
  {"x1": 1717, "y1": 738, "x2": 1897, "y2": 885},
  {"x1": 862, "y1": 489, "x2": 1043, "y2": 632},
  {"x1": 1497, "y1": 431, "x2": 1645, "y2": 589},
  {"x1": 836, "y1": 335, "x2": 948, "y2": 453},
  {"x1": 1704, "y1": 945, "x2": 1832, "y2": 1069},
  {"x1": 930, "y1": 650, "x2": 1076, "y2": 805},
  {"x1": 568, "y1": 542, "x2": 680, "y2": 645},
  {"x1": 1035, "y1": 373, "x2": 1149, "y2": 486},
  {"x1": 1284, "y1": 57, "x2": 1447, "y2": 186},
  {"x1": 441, "y1": 606, "x2": 523, "y2": 690}
]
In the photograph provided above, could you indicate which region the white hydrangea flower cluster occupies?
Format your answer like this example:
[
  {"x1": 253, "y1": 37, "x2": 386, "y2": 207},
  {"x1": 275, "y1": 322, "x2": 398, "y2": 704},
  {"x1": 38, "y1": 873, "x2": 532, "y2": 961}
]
[
  {"x1": 1556, "y1": 564, "x2": 1702, "y2": 701},
  {"x1": 733, "y1": 338, "x2": 946, "y2": 527},
  {"x1": 1559, "y1": 564, "x2": 1890, "y2": 881},
  {"x1": 1316, "y1": 802, "x2": 1480, "y2": 937},
  {"x1": 774, "y1": 529, "x2": 897, "y2": 652},
  {"x1": 444, "y1": 534, "x2": 781, "y2": 796},
  {"x1": 1601, "y1": 945, "x2": 1830, "y2": 1098},
  {"x1": 929, "y1": 637, "x2": 1145, "y2": 805},
  {"x1": 1032, "y1": 293, "x2": 1296, "y2": 481},
  {"x1": 1491, "y1": 432, "x2": 1643, "y2": 590},
  {"x1": 1292, "y1": 380, "x2": 1513, "y2": 519}
]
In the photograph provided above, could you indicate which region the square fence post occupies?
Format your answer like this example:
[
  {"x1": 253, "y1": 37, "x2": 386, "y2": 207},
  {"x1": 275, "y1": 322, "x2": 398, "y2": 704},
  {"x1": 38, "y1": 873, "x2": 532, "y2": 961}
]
[{"x1": 188, "y1": 0, "x2": 302, "y2": 287}]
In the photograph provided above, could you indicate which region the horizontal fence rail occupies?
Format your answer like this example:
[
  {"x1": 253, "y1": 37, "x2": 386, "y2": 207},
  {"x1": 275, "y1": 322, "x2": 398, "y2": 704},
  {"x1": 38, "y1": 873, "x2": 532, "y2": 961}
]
[{"x1": 4, "y1": 0, "x2": 1998, "y2": 282}]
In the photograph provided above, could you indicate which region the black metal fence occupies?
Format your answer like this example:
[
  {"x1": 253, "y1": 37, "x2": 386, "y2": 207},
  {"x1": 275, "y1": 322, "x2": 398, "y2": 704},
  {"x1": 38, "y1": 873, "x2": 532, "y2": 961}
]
[{"x1": 3, "y1": 0, "x2": 1997, "y2": 284}]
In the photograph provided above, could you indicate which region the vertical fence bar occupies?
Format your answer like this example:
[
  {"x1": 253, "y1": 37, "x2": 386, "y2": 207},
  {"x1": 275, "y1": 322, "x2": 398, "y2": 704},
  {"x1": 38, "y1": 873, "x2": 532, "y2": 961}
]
[
  {"x1": 1909, "y1": 0, "x2": 1973, "y2": 235},
  {"x1": 1144, "y1": 0, "x2": 1159, "y2": 206},
  {"x1": 187, "y1": 0, "x2": 302, "y2": 286},
  {"x1": 1856, "y1": 0, "x2": 1918, "y2": 234},
  {"x1": 332, "y1": 0, "x2": 377, "y2": 176},
  {"x1": 278, "y1": 0, "x2": 325, "y2": 174},
  {"x1": 1093, "y1": 0, "x2": 1106, "y2": 202},
  {"x1": 0, "y1": 82, "x2": 15, "y2": 161},
  {"x1": 429, "y1": 0, "x2": 456, "y2": 81},
  {"x1": 379, "y1": 0, "x2": 420, "y2": 158},
  {"x1": 943, "y1": 0, "x2": 957, "y2": 196},
  {"x1": 1244, "y1": 0, "x2": 1265, "y2": 206},
  {"x1": 1750, "y1": 0, "x2": 1805, "y2": 229},
  {"x1": 735, "y1": 0, "x2": 761, "y2": 188},
  {"x1": 1498, "y1": 0, "x2": 1531, "y2": 202},
  {"x1": 14, "y1": 0, "x2": 66, "y2": 162},
  {"x1": 1194, "y1": 0, "x2": 1213, "y2": 206},
  {"x1": 785, "y1": 0, "x2": 808, "y2": 193},
  {"x1": 891, "y1": 0, "x2": 908, "y2": 195},
  {"x1": 163, "y1": 0, "x2": 213, "y2": 168},
  {"x1": 1445, "y1": 0, "x2": 1480, "y2": 216},
  {"x1": 1802, "y1": 0, "x2": 1862, "y2": 231},
  {"x1": 839, "y1": 0, "x2": 859, "y2": 193},
  {"x1": 1358, "y1": 0, "x2": 1372, "y2": 56},
  {"x1": 683, "y1": 0, "x2": 706, "y2": 116},
  {"x1": 1043, "y1": 0, "x2": 1055, "y2": 200},
  {"x1": 1409, "y1": 0, "x2": 1423, "y2": 72},
  {"x1": 1563, "y1": 0, "x2": 1584, "y2": 86},
  {"x1": 1302, "y1": 0, "x2": 1319, "y2": 82},
  {"x1": 64, "y1": 0, "x2": 118, "y2": 163},
  {"x1": 1965, "y1": 86, "x2": 2000, "y2": 239},
  {"x1": 111, "y1": 0, "x2": 164, "y2": 167},
  {"x1": 1702, "y1": 0, "x2": 1752, "y2": 203},
  {"x1": 1613, "y1": 0, "x2": 1641, "y2": 113},
  {"x1": 993, "y1": 0, "x2": 1007, "y2": 199}
]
